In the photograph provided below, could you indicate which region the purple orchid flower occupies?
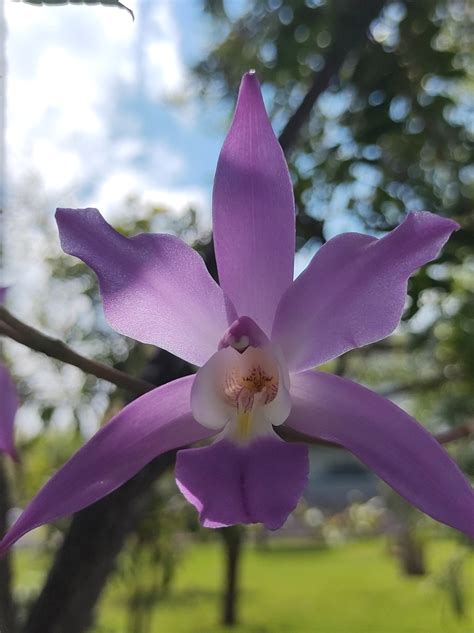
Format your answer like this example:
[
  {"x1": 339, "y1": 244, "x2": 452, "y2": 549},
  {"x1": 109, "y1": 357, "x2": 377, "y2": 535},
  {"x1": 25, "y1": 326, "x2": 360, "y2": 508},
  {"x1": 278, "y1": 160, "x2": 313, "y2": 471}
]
[
  {"x1": 0, "y1": 288, "x2": 19, "y2": 462},
  {"x1": 1, "y1": 72, "x2": 473, "y2": 553}
]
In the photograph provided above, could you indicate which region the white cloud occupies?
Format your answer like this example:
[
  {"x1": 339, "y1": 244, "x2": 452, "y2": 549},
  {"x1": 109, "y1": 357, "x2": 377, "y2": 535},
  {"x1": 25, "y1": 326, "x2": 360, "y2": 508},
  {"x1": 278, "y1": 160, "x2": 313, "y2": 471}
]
[
  {"x1": 5, "y1": 0, "x2": 189, "y2": 207},
  {"x1": 144, "y1": 1, "x2": 186, "y2": 97},
  {"x1": 91, "y1": 166, "x2": 208, "y2": 221}
]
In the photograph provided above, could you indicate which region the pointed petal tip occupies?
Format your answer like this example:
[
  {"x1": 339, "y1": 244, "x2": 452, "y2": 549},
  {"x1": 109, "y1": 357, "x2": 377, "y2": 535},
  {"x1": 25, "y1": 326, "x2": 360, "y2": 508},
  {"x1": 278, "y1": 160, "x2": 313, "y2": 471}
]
[
  {"x1": 55, "y1": 206, "x2": 73, "y2": 219},
  {"x1": 242, "y1": 69, "x2": 258, "y2": 83},
  {"x1": 56, "y1": 208, "x2": 103, "y2": 250},
  {"x1": 408, "y1": 211, "x2": 460, "y2": 238},
  {"x1": 55, "y1": 207, "x2": 72, "y2": 224},
  {"x1": 56, "y1": 207, "x2": 100, "y2": 222},
  {"x1": 237, "y1": 70, "x2": 264, "y2": 107},
  {"x1": 0, "y1": 530, "x2": 20, "y2": 559}
]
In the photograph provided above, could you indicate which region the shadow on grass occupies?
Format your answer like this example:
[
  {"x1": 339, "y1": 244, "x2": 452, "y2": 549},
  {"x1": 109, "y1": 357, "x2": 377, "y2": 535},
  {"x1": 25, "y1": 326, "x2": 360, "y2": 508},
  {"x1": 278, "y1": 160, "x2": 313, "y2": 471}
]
[
  {"x1": 253, "y1": 542, "x2": 331, "y2": 557},
  {"x1": 160, "y1": 588, "x2": 220, "y2": 607}
]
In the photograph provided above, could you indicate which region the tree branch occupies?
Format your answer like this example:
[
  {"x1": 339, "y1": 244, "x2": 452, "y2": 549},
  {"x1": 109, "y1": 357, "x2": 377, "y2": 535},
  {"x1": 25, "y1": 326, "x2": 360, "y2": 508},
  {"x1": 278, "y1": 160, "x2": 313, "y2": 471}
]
[
  {"x1": 277, "y1": 421, "x2": 474, "y2": 448},
  {"x1": 278, "y1": 0, "x2": 385, "y2": 153},
  {"x1": 0, "y1": 307, "x2": 154, "y2": 396},
  {"x1": 279, "y1": 53, "x2": 345, "y2": 153},
  {"x1": 379, "y1": 375, "x2": 448, "y2": 398}
]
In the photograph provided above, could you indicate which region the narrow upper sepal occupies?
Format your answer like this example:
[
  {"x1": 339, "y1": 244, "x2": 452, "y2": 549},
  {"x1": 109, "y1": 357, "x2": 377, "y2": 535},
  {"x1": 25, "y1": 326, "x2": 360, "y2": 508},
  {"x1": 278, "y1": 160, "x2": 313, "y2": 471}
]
[
  {"x1": 56, "y1": 208, "x2": 236, "y2": 367},
  {"x1": 272, "y1": 212, "x2": 459, "y2": 372},
  {"x1": 213, "y1": 72, "x2": 295, "y2": 334}
]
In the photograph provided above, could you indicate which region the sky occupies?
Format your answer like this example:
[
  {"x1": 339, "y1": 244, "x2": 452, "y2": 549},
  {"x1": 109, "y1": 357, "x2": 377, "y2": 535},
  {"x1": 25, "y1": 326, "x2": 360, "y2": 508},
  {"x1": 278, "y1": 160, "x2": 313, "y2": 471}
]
[{"x1": 4, "y1": 0, "x2": 233, "y2": 227}]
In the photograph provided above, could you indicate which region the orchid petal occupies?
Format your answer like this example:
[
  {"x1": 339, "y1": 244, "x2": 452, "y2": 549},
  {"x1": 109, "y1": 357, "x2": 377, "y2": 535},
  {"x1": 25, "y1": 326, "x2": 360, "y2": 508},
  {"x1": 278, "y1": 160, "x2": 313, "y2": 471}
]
[
  {"x1": 56, "y1": 208, "x2": 236, "y2": 366},
  {"x1": 176, "y1": 437, "x2": 308, "y2": 530},
  {"x1": 213, "y1": 72, "x2": 295, "y2": 334},
  {"x1": 176, "y1": 441, "x2": 248, "y2": 528},
  {"x1": 191, "y1": 347, "x2": 236, "y2": 430},
  {"x1": 0, "y1": 288, "x2": 18, "y2": 462},
  {"x1": 0, "y1": 365, "x2": 19, "y2": 462},
  {"x1": 287, "y1": 371, "x2": 474, "y2": 537},
  {"x1": 0, "y1": 376, "x2": 214, "y2": 554},
  {"x1": 272, "y1": 212, "x2": 458, "y2": 372}
]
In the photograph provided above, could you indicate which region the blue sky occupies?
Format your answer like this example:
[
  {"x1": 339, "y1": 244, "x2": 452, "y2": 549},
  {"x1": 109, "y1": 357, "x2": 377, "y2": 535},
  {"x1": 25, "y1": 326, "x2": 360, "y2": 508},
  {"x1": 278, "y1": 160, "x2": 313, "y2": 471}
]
[{"x1": 5, "y1": 0, "x2": 241, "y2": 224}]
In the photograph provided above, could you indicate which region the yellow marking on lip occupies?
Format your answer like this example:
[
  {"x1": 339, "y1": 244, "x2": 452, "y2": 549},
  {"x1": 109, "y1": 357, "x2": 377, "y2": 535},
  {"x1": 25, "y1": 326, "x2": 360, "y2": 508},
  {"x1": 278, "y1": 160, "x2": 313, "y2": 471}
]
[{"x1": 237, "y1": 410, "x2": 252, "y2": 439}]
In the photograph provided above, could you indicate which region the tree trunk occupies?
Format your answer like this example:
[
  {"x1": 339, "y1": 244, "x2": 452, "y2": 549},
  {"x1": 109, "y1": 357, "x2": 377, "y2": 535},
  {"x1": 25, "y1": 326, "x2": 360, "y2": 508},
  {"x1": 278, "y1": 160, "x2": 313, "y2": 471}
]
[
  {"x1": 23, "y1": 450, "x2": 176, "y2": 633},
  {"x1": 0, "y1": 457, "x2": 17, "y2": 633},
  {"x1": 220, "y1": 526, "x2": 243, "y2": 627},
  {"x1": 396, "y1": 527, "x2": 426, "y2": 576}
]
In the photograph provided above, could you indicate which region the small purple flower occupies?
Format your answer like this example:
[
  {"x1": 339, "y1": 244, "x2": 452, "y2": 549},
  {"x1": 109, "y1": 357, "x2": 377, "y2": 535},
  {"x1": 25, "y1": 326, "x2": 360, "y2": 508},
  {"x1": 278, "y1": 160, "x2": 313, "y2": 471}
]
[
  {"x1": 1, "y1": 72, "x2": 473, "y2": 553},
  {"x1": 0, "y1": 288, "x2": 19, "y2": 462}
]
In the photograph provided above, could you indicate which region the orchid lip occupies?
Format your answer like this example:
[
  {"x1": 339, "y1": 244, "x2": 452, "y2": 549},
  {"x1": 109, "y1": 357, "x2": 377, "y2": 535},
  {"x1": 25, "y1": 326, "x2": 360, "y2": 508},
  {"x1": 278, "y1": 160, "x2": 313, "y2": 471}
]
[
  {"x1": 191, "y1": 324, "x2": 292, "y2": 443},
  {"x1": 222, "y1": 346, "x2": 280, "y2": 442}
]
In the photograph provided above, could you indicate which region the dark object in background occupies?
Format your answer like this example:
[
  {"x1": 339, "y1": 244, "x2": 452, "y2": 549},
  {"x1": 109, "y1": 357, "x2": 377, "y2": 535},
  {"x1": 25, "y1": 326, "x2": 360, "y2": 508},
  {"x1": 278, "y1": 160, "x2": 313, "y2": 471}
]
[{"x1": 18, "y1": 0, "x2": 133, "y2": 19}]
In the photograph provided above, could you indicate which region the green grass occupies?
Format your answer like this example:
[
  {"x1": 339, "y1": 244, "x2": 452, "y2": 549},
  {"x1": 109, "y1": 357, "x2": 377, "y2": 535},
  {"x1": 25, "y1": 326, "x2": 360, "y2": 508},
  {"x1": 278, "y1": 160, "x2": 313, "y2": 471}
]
[
  {"x1": 12, "y1": 537, "x2": 474, "y2": 632},
  {"x1": 91, "y1": 537, "x2": 473, "y2": 633}
]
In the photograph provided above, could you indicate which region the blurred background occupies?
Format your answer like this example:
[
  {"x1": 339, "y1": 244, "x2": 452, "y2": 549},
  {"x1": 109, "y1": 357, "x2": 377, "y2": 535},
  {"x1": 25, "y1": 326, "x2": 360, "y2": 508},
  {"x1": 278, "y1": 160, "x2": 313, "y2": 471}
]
[{"x1": 0, "y1": 0, "x2": 473, "y2": 632}]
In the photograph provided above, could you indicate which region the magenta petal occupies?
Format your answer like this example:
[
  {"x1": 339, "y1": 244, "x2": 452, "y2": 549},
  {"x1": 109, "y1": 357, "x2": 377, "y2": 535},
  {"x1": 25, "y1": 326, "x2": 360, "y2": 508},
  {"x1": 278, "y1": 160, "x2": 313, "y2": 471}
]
[
  {"x1": 213, "y1": 72, "x2": 295, "y2": 334},
  {"x1": 288, "y1": 371, "x2": 474, "y2": 538},
  {"x1": 0, "y1": 376, "x2": 214, "y2": 554},
  {"x1": 272, "y1": 212, "x2": 459, "y2": 371},
  {"x1": 176, "y1": 441, "x2": 248, "y2": 528},
  {"x1": 0, "y1": 365, "x2": 19, "y2": 462},
  {"x1": 0, "y1": 288, "x2": 18, "y2": 460},
  {"x1": 56, "y1": 208, "x2": 236, "y2": 366},
  {"x1": 175, "y1": 437, "x2": 308, "y2": 530}
]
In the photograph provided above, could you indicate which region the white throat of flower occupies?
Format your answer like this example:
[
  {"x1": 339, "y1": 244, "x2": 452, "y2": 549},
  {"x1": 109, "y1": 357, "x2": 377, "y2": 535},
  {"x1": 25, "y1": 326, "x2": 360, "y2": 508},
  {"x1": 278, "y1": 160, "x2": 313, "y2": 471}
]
[{"x1": 191, "y1": 328, "x2": 291, "y2": 444}]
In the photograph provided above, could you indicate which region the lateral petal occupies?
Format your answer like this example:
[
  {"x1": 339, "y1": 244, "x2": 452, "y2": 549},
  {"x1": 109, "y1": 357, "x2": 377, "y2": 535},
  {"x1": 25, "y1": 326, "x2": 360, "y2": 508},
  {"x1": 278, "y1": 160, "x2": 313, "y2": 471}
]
[
  {"x1": 287, "y1": 370, "x2": 474, "y2": 538},
  {"x1": 57, "y1": 208, "x2": 236, "y2": 366},
  {"x1": 0, "y1": 376, "x2": 213, "y2": 554},
  {"x1": 272, "y1": 212, "x2": 458, "y2": 371}
]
